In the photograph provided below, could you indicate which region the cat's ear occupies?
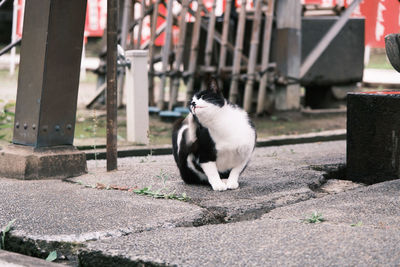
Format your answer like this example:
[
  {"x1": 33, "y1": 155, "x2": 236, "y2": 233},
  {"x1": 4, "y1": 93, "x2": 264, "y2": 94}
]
[{"x1": 208, "y1": 77, "x2": 222, "y2": 95}]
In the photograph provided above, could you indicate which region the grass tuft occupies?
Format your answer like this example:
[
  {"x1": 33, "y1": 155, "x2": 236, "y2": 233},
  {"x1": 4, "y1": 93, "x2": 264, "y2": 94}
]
[{"x1": 303, "y1": 211, "x2": 325, "y2": 224}]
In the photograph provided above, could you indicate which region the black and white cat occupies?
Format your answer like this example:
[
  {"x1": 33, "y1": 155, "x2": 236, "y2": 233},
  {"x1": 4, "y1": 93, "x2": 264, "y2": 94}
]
[{"x1": 172, "y1": 78, "x2": 256, "y2": 191}]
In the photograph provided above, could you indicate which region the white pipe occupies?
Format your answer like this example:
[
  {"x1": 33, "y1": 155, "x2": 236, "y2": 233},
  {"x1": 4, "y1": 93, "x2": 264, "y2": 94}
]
[{"x1": 9, "y1": 0, "x2": 18, "y2": 76}]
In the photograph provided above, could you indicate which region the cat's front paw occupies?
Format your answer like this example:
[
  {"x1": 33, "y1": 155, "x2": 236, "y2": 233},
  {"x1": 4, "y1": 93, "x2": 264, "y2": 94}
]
[
  {"x1": 226, "y1": 180, "x2": 239, "y2": 190},
  {"x1": 211, "y1": 182, "x2": 228, "y2": 191}
]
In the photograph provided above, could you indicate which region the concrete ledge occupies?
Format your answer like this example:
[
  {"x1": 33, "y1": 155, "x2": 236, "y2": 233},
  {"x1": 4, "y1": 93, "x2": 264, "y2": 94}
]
[
  {"x1": 0, "y1": 250, "x2": 62, "y2": 266},
  {"x1": 0, "y1": 144, "x2": 87, "y2": 180},
  {"x1": 82, "y1": 130, "x2": 346, "y2": 160}
]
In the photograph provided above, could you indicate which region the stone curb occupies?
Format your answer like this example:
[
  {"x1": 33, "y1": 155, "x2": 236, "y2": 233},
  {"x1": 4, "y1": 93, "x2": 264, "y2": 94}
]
[{"x1": 82, "y1": 129, "x2": 346, "y2": 160}]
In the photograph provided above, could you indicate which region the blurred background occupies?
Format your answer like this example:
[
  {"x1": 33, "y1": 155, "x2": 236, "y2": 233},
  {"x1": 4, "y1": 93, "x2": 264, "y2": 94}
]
[{"x1": 0, "y1": 0, "x2": 398, "y2": 149}]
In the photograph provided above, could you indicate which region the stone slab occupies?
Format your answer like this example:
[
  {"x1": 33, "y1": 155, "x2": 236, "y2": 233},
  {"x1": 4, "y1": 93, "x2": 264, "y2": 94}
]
[
  {"x1": 81, "y1": 179, "x2": 400, "y2": 266},
  {"x1": 73, "y1": 141, "x2": 346, "y2": 222},
  {"x1": 0, "y1": 178, "x2": 205, "y2": 261},
  {"x1": 0, "y1": 140, "x2": 361, "y2": 266}
]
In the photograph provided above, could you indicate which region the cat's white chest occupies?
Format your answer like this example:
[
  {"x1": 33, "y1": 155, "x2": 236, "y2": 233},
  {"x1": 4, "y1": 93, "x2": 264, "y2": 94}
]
[
  {"x1": 197, "y1": 104, "x2": 255, "y2": 173},
  {"x1": 211, "y1": 121, "x2": 255, "y2": 172},
  {"x1": 216, "y1": 147, "x2": 248, "y2": 172}
]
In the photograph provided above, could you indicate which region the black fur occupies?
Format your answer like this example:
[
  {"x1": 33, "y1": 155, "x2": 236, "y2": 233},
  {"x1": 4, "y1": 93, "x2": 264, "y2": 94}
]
[
  {"x1": 172, "y1": 116, "x2": 231, "y2": 184},
  {"x1": 172, "y1": 118, "x2": 204, "y2": 184}
]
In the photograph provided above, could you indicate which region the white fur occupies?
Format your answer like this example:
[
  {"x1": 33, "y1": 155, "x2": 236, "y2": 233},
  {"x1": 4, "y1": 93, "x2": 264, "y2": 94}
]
[
  {"x1": 191, "y1": 96, "x2": 256, "y2": 191},
  {"x1": 176, "y1": 124, "x2": 188, "y2": 154},
  {"x1": 187, "y1": 113, "x2": 197, "y2": 143},
  {"x1": 187, "y1": 154, "x2": 208, "y2": 182},
  {"x1": 200, "y1": 162, "x2": 228, "y2": 191}
]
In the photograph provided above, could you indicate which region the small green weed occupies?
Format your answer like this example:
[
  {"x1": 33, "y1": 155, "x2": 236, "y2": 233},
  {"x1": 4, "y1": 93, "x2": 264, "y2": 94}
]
[
  {"x1": 304, "y1": 211, "x2": 325, "y2": 224},
  {"x1": 46, "y1": 251, "x2": 57, "y2": 262},
  {"x1": 74, "y1": 171, "x2": 190, "y2": 201},
  {"x1": 132, "y1": 186, "x2": 189, "y2": 201},
  {"x1": 350, "y1": 221, "x2": 363, "y2": 227},
  {"x1": 133, "y1": 171, "x2": 190, "y2": 201},
  {"x1": 1, "y1": 219, "x2": 16, "y2": 249}
]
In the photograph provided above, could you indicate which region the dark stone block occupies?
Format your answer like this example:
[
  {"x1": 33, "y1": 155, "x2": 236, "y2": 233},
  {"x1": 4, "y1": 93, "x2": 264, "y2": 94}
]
[
  {"x1": 0, "y1": 144, "x2": 87, "y2": 180},
  {"x1": 347, "y1": 92, "x2": 400, "y2": 184}
]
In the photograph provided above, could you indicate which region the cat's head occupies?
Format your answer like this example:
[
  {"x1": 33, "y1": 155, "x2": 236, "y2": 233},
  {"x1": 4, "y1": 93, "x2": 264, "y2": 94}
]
[{"x1": 189, "y1": 78, "x2": 225, "y2": 119}]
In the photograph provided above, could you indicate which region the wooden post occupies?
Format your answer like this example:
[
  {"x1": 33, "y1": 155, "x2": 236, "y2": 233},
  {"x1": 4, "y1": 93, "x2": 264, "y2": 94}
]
[
  {"x1": 148, "y1": 0, "x2": 160, "y2": 106},
  {"x1": 274, "y1": 0, "x2": 301, "y2": 110},
  {"x1": 243, "y1": 0, "x2": 263, "y2": 112},
  {"x1": 169, "y1": 0, "x2": 190, "y2": 110},
  {"x1": 228, "y1": 0, "x2": 247, "y2": 104},
  {"x1": 157, "y1": 0, "x2": 174, "y2": 110},
  {"x1": 256, "y1": 0, "x2": 275, "y2": 115},
  {"x1": 201, "y1": 0, "x2": 217, "y2": 91},
  {"x1": 186, "y1": 0, "x2": 204, "y2": 103},
  {"x1": 218, "y1": 0, "x2": 232, "y2": 83},
  {"x1": 107, "y1": 0, "x2": 118, "y2": 171}
]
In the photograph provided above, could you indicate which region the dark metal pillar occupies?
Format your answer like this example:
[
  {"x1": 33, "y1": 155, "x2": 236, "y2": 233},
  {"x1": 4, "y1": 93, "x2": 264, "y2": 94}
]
[
  {"x1": 0, "y1": 0, "x2": 88, "y2": 179},
  {"x1": 107, "y1": 0, "x2": 118, "y2": 171},
  {"x1": 14, "y1": 0, "x2": 87, "y2": 147}
]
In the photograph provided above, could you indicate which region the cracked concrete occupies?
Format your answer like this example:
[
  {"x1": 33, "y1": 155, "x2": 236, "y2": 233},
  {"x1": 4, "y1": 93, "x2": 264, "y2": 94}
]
[{"x1": 2, "y1": 140, "x2": 399, "y2": 266}]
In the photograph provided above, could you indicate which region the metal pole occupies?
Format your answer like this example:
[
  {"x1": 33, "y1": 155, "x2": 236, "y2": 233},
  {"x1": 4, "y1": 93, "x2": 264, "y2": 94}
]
[
  {"x1": 107, "y1": 0, "x2": 118, "y2": 171},
  {"x1": 121, "y1": 0, "x2": 132, "y2": 49},
  {"x1": 9, "y1": 0, "x2": 18, "y2": 76},
  {"x1": 136, "y1": 0, "x2": 147, "y2": 49}
]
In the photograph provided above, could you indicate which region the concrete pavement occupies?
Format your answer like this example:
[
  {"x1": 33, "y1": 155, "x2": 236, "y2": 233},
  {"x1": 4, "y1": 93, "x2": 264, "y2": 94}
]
[{"x1": 1, "y1": 140, "x2": 400, "y2": 266}]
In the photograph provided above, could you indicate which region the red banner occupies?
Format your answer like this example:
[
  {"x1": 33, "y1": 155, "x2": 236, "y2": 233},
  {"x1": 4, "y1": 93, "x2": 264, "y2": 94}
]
[
  {"x1": 85, "y1": 0, "x2": 107, "y2": 38},
  {"x1": 303, "y1": 0, "x2": 400, "y2": 48}
]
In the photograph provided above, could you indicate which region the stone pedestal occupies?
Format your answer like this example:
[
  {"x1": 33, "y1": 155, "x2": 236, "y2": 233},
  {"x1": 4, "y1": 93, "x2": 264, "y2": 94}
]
[
  {"x1": 0, "y1": 145, "x2": 87, "y2": 180},
  {"x1": 347, "y1": 91, "x2": 400, "y2": 184}
]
